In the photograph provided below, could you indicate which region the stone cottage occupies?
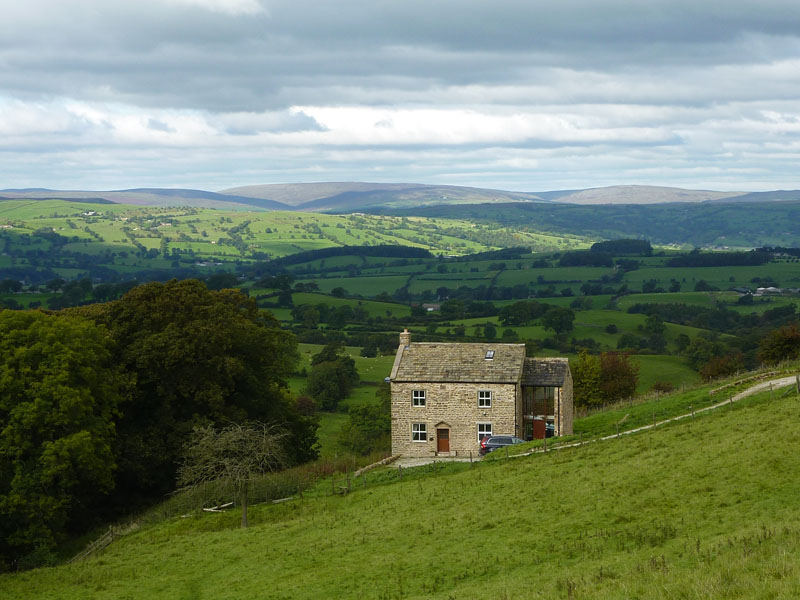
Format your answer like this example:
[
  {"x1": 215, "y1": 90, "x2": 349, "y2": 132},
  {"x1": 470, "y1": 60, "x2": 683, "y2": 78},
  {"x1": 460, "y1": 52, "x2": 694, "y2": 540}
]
[{"x1": 389, "y1": 330, "x2": 573, "y2": 458}]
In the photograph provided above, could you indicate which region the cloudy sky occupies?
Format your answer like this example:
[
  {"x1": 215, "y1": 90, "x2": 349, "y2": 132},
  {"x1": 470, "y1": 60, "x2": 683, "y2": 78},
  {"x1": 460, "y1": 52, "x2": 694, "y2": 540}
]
[{"x1": 3, "y1": 0, "x2": 800, "y2": 192}]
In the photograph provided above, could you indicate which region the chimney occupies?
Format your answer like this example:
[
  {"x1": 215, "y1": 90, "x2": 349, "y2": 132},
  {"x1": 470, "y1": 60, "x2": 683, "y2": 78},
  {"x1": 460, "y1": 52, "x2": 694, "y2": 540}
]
[{"x1": 399, "y1": 328, "x2": 411, "y2": 347}]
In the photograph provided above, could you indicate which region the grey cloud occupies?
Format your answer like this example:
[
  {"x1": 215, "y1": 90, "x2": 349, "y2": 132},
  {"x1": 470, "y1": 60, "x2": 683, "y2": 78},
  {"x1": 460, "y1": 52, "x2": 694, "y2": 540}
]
[
  {"x1": 3, "y1": 1, "x2": 800, "y2": 112},
  {"x1": 217, "y1": 110, "x2": 326, "y2": 134},
  {"x1": 3, "y1": 1, "x2": 800, "y2": 190},
  {"x1": 147, "y1": 118, "x2": 172, "y2": 132}
]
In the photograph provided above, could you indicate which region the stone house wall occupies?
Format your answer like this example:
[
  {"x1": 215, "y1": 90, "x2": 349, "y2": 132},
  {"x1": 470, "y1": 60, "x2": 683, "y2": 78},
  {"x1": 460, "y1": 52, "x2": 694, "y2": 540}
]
[
  {"x1": 391, "y1": 381, "x2": 517, "y2": 457},
  {"x1": 558, "y1": 370, "x2": 574, "y2": 436}
]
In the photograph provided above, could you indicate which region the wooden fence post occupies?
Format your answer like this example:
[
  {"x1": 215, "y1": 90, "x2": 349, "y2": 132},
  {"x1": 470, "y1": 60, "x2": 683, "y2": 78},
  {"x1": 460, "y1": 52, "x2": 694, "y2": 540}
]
[{"x1": 616, "y1": 423, "x2": 620, "y2": 439}]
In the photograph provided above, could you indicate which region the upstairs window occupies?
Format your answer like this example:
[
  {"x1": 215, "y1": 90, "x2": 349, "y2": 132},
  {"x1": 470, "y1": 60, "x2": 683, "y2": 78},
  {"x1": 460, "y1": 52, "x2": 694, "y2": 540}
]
[
  {"x1": 412, "y1": 390, "x2": 426, "y2": 407},
  {"x1": 478, "y1": 390, "x2": 492, "y2": 408}
]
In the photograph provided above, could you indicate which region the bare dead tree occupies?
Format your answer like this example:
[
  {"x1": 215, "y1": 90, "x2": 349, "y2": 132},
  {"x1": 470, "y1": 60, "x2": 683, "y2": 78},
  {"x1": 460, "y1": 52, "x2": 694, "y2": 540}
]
[{"x1": 177, "y1": 422, "x2": 287, "y2": 528}]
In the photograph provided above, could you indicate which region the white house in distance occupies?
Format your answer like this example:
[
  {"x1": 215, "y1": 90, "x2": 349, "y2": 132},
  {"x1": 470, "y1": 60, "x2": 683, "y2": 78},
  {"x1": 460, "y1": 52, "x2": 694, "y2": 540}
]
[{"x1": 389, "y1": 330, "x2": 573, "y2": 458}]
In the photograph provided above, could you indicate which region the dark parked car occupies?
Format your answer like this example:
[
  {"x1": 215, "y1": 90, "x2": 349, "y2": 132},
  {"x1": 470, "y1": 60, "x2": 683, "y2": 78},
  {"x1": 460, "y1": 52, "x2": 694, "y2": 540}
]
[{"x1": 479, "y1": 435, "x2": 526, "y2": 456}]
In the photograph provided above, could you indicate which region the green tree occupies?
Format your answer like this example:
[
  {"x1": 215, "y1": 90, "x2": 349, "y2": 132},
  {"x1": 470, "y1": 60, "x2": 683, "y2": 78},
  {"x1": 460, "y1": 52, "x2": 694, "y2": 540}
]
[
  {"x1": 306, "y1": 343, "x2": 359, "y2": 411},
  {"x1": 598, "y1": 352, "x2": 639, "y2": 402},
  {"x1": 338, "y1": 383, "x2": 391, "y2": 455},
  {"x1": 644, "y1": 314, "x2": 666, "y2": 336},
  {"x1": 699, "y1": 353, "x2": 745, "y2": 381},
  {"x1": 440, "y1": 299, "x2": 465, "y2": 320},
  {"x1": 757, "y1": 323, "x2": 800, "y2": 365},
  {"x1": 45, "y1": 278, "x2": 65, "y2": 293},
  {"x1": 177, "y1": 422, "x2": 287, "y2": 528},
  {"x1": 675, "y1": 333, "x2": 691, "y2": 353},
  {"x1": 0, "y1": 311, "x2": 121, "y2": 568},
  {"x1": 685, "y1": 335, "x2": 726, "y2": 370},
  {"x1": 73, "y1": 279, "x2": 310, "y2": 504},
  {"x1": 542, "y1": 307, "x2": 575, "y2": 338},
  {"x1": 205, "y1": 272, "x2": 239, "y2": 291},
  {"x1": 0, "y1": 278, "x2": 22, "y2": 293},
  {"x1": 617, "y1": 333, "x2": 643, "y2": 351},
  {"x1": 572, "y1": 350, "x2": 603, "y2": 407},
  {"x1": 410, "y1": 304, "x2": 427, "y2": 318},
  {"x1": 572, "y1": 350, "x2": 639, "y2": 407}
]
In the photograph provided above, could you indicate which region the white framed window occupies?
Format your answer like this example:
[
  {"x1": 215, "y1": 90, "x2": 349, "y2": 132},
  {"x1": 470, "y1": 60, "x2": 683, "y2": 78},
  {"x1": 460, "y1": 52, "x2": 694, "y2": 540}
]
[
  {"x1": 478, "y1": 390, "x2": 492, "y2": 408},
  {"x1": 478, "y1": 422, "x2": 493, "y2": 441},
  {"x1": 412, "y1": 423, "x2": 427, "y2": 442},
  {"x1": 412, "y1": 389, "x2": 426, "y2": 407}
]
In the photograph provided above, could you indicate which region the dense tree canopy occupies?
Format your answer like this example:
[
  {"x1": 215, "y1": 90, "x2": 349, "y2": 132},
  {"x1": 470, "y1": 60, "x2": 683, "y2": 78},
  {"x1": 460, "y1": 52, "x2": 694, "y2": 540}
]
[
  {"x1": 73, "y1": 279, "x2": 312, "y2": 504},
  {"x1": 542, "y1": 307, "x2": 575, "y2": 338},
  {"x1": 572, "y1": 351, "x2": 639, "y2": 407},
  {"x1": 305, "y1": 343, "x2": 359, "y2": 411},
  {"x1": 758, "y1": 323, "x2": 800, "y2": 365},
  {"x1": 0, "y1": 311, "x2": 121, "y2": 569},
  {"x1": 590, "y1": 239, "x2": 653, "y2": 256}
]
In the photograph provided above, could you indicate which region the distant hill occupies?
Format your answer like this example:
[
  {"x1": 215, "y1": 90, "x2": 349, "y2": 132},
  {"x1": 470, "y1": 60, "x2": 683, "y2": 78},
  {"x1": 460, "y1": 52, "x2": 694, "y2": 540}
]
[
  {"x1": 0, "y1": 188, "x2": 291, "y2": 210},
  {"x1": 4, "y1": 183, "x2": 800, "y2": 212},
  {"x1": 552, "y1": 185, "x2": 743, "y2": 204},
  {"x1": 707, "y1": 189, "x2": 800, "y2": 203},
  {"x1": 220, "y1": 182, "x2": 428, "y2": 206},
  {"x1": 221, "y1": 182, "x2": 545, "y2": 210},
  {"x1": 221, "y1": 183, "x2": 795, "y2": 210}
]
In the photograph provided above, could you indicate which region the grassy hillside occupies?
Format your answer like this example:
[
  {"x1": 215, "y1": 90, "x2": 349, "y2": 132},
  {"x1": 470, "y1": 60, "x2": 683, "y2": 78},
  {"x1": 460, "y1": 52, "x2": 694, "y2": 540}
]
[
  {"x1": 381, "y1": 201, "x2": 800, "y2": 248},
  {"x1": 4, "y1": 380, "x2": 800, "y2": 599},
  {"x1": 0, "y1": 201, "x2": 593, "y2": 282}
]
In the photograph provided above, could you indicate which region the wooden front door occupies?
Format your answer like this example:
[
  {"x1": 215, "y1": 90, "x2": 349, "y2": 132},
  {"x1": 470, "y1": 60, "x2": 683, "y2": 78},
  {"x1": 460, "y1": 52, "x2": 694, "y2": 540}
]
[{"x1": 436, "y1": 428, "x2": 450, "y2": 453}]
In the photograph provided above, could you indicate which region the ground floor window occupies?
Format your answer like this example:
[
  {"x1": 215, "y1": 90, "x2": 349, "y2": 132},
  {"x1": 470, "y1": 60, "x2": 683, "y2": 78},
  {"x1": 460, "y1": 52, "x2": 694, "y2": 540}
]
[
  {"x1": 412, "y1": 423, "x2": 427, "y2": 442},
  {"x1": 477, "y1": 422, "x2": 493, "y2": 441}
]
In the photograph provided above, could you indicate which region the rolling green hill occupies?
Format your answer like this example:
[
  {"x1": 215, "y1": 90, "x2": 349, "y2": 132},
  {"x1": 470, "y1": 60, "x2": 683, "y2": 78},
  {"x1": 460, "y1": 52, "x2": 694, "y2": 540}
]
[
  {"x1": 3, "y1": 379, "x2": 799, "y2": 598},
  {"x1": 378, "y1": 201, "x2": 800, "y2": 248}
]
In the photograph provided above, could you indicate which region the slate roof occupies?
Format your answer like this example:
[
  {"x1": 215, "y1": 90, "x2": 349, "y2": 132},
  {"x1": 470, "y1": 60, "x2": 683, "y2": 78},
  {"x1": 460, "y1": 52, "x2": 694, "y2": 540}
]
[
  {"x1": 390, "y1": 342, "x2": 525, "y2": 383},
  {"x1": 521, "y1": 357, "x2": 570, "y2": 386}
]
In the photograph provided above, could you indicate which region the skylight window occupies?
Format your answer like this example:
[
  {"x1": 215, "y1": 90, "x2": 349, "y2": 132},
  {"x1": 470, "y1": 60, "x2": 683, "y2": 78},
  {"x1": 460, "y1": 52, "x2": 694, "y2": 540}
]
[{"x1": 485, "y1": 350, "x2": 495, "y2": 360}]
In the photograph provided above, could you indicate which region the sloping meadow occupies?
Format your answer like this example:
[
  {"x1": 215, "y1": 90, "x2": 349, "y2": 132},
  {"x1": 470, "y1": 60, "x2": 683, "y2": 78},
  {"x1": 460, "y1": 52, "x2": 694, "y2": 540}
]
[{"x1": 4, "y1": 385, "x2": 800, "y2": 599}]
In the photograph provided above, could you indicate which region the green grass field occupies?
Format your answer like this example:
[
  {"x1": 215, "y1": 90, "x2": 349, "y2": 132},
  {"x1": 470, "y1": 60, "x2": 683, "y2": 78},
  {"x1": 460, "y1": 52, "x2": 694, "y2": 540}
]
[
  {"x1": 5, "y1": 380, "x2": 800, "y2": 599},
  {"x1": 287, "y1": 293, "x2": 411, "y2": 319}
]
